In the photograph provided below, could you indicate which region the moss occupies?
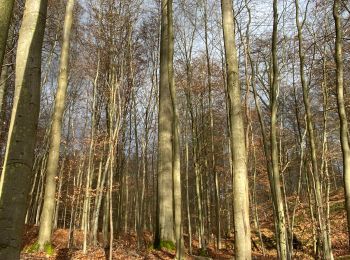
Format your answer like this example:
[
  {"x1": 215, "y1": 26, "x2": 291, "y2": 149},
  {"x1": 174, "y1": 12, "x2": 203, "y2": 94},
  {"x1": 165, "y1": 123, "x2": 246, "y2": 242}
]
[
  {"x1": 199, "y1": 248, "x2": 209, "y2": 257},
  {"x1": 159, "y1": 240, "x2": 176, "y2": 250},
  {"x1": 44, "y1": 242, "x2": 55, "y2": 256},
  {"x1": 26, "y1": 242, "x2": 39, "y2": 253},
  {"x1": 25, "y1": 241, "x2": 54, "y2": 256}
]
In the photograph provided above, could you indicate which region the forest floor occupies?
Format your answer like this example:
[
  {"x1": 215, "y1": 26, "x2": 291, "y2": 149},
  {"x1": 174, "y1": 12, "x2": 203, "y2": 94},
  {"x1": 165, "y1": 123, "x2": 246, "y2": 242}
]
[{"x1": 20, "y1": 189, "x2": 350, "y2": 259}]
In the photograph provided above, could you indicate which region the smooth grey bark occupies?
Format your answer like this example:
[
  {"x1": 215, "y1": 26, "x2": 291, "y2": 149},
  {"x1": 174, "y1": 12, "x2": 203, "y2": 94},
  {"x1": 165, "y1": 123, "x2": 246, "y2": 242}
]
[
  {"x1": 38, "y1": 0, "x2": 75, "y2": 249},
  {"x1": 167, "y1": 0, "x2": 183, "y2": 258},
  {"x1": 221, "y1": 0, "x2": 251, "y2": 258},
  {"x1": 154, "y1": 0, "x2": 175, "y2": 247},
  {"x1": 0, "y1": 0, "x2": 48, "y2": 258}
]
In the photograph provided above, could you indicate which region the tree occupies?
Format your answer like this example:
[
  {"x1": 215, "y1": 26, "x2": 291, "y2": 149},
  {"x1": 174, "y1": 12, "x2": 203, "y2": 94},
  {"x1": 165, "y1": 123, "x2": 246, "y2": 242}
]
[
  {"x1": 295, "y1": 0, "x2": 333, "y2": 258},
  {"x1": 221, "y1": 0, "x2": 251, "y2": 258},
  {"x1": 154, "y1": 0, "x2": 175, "y2": 248},
  {"x1": 334, "y1": 0, "x2": 350, "y2": 248},
  {"x1": 270, "y1": 1, "x2": 288, "y2": 259},
  {"x1": 167, "y1": 0, "x2": 183, "y2": 258},
  {"x1": 38, "y1": 0, "x2": 75, "y2": 250},
  {"x1": 203, "y1": 0, "x2": 221, "y2": 250},
  {"x1": 0, "y1": 0, "x2": 48, "y2": 258}
]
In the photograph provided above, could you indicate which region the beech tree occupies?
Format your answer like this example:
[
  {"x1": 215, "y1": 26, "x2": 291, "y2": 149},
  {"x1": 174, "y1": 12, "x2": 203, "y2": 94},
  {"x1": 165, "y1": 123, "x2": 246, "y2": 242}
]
[
  {"x1": 155, "y1": 0, "x2": 175, "y2": 247},
  {"x1": 0, "y1": 0, "x2": 48, "y2": 258},
  {"x1": 270, "y1": 1, "x2": 288, "y2": 258},
  {"x1": 221, "y1": 0, "x2": 251, "y2": 258},
  {"x1": 38, "y1": 0, "x2": 75, "y2": 250},
  {"x1": 334, "y1": 0, "x2": 350, "y2": 247},
  {"x1": 0, "y1": 0, "x2": 350, "y2": 259}
]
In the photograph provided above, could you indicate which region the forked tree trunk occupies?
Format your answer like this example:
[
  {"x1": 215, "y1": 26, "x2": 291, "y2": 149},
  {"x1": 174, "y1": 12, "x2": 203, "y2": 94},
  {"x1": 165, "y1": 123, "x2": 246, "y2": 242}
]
[
  {"x1": 294, "y1": 1, "x2": 333, "y2": 258},
  {"x1": 0, "y1": 0, "x2": 48, "y2": 258}
]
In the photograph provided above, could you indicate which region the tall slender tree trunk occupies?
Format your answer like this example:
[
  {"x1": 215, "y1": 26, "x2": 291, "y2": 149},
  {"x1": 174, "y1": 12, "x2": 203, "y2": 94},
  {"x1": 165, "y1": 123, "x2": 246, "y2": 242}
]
[
  {"x1": 92, "y1": 154, "x2": 108, "y2": 245},
  {"x1": 0, "y1": 0, "x2": 48, "y2": 258},
  {"x1": 221, "y1": 0, "x2": 251, "y2": 258},
  {"x1": 184, "y1": 58, "x2": 204, "y2": 250},
  {"x1": 154, "y1": 0, "x2": 175, "y2": 248},
  {"x1": 167, "y1": 0, "x2": 183, "y2": 258},
  {"x1": 270, "y1": 1, "x2": 288, "y2": 259},
  {"x1": 333, "y1": 0, "x2": 350, "y2": 248},
  {"x1": 38, "y1": 0, "x2": 75, "y2": 249},
  {"x1": 203, "y1": 0, "x2": 221, "y2": 250},
  {"x1": 185, "y1": 126, "x2": 192, "y2": 255}
]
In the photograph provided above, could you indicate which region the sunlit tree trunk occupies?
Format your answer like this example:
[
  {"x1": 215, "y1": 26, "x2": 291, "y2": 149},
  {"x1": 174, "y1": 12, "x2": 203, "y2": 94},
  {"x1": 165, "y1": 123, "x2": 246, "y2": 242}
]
[
  {"x1": 333, "y1": 0, "x2": 350, "y2": 248},
  {"x1": 221, "y1": 0, "x2": 251, "y2": 258},
  {"x1": 270, "y1": 1, "x2": 288, "y2": 258},
  {"x1": 167, "y1": 0, "x2": 183, "y2": 257},
  {"x1": 38, "y1": 0, "x2": 75, "y2": 249},
  {"x1": 0, "y1": 0, "x2": 48, "y2": 258}
]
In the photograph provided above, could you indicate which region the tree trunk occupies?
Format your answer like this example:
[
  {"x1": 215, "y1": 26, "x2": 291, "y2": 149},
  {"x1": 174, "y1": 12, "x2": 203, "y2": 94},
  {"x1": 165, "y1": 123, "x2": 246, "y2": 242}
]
[
  {"x1": 294, "y1": 1, "x2": 333, "y2": 258},
  {"x1": 203, "y1": 0, "x2": 221, "y2": 250},
  {"x1": 221, "y1": 0, "x2": 251, "y2": 258},
  {"x1": 167, "y1": 0, "x2": 183, "y2": 258},
  {"x1": 334, "y1": 0, "x2": 350, "y2": 248},
  {"x1": 185, "y1": 128, "x2": 192, "y2": 254},
  {"x1": 0, "y1": 0, "x2": 48, "y2": 258},
  {"x1": 270, "y1": 1, "x2": 288, "y2": 259},
  {"x1": 154, "y1": 0, "x2": 175, "y2": 248},
  {"x1": 38, "y1": 0, "x2": 75, "y2": 249}
]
